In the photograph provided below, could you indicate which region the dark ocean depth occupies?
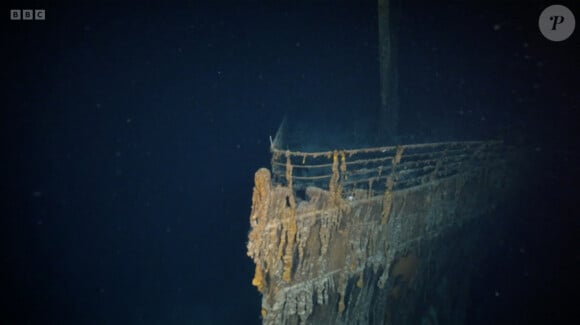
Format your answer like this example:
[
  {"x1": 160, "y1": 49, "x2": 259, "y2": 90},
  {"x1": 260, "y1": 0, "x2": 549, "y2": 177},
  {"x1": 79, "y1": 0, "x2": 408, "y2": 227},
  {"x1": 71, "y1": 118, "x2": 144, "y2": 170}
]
[{"x1": 1, "y1": 1, "x2": 578, "y2": 324}]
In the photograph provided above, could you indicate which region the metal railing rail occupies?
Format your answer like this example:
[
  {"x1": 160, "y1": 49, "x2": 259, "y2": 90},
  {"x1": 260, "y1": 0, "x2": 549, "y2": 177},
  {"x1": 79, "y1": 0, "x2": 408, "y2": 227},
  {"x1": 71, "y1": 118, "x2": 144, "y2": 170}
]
[{"x1": 270, "y1": 140, "x2": 510, "y2": 198}]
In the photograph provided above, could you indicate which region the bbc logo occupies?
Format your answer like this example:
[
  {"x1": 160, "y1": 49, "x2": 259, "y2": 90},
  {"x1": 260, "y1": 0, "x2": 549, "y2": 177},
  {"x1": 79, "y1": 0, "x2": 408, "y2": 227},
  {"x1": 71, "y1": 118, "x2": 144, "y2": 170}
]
[{"x1": 10, "y1": 9, "x2": 46, "y2": 21}]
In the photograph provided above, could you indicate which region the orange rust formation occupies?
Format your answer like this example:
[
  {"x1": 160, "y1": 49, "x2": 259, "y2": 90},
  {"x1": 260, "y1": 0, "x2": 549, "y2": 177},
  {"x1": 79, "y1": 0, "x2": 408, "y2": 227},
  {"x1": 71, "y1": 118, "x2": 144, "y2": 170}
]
[{"x1": 247, "y1": 140, "x2": 518, "y2": 324}]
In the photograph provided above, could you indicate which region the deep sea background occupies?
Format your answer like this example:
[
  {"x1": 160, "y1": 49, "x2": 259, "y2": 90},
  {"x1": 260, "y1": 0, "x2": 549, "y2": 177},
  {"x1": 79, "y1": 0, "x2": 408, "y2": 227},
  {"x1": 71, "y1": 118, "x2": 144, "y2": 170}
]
[{"x1": 1, "y1": 0, "x2": 578, "y2": 324}]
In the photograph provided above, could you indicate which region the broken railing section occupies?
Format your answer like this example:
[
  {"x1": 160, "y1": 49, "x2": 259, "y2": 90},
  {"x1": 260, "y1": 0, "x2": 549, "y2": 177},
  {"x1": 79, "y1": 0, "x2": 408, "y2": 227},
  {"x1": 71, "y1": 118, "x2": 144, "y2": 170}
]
[{"x1": 382, "y1": 145, "x2": 403, "y2": 225}]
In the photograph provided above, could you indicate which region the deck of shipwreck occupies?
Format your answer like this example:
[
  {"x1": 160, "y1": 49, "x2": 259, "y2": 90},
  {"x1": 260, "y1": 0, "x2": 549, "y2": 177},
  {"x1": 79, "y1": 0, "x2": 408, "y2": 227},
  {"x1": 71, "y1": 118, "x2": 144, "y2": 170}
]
[{"x1": 247, "y1": 140, "x2": 520, "y2": 324}]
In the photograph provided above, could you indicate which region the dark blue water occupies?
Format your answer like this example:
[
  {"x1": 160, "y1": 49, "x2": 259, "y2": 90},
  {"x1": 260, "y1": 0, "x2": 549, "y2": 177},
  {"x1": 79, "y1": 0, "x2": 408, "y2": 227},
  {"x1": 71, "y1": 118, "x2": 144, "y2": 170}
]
[{"x1": 2, "y1": 1, "x2": 577, "y2": 324}]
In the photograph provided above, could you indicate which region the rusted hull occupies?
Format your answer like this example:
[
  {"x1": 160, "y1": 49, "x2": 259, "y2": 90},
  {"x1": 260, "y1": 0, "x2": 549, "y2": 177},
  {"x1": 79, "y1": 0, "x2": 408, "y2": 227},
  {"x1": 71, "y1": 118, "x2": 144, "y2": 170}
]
[{"x1": 247, "y1": 141, "x2": 517, "y2": 324}]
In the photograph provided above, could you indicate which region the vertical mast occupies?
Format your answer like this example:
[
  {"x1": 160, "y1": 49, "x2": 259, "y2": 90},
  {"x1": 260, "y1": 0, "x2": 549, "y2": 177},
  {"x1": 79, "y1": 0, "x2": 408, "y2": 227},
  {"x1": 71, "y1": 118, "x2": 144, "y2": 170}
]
[{"x1": 378, "y1": 0, "x2": 399, "y2": 143}]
